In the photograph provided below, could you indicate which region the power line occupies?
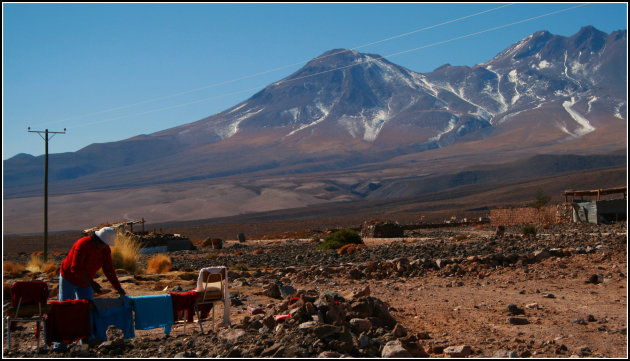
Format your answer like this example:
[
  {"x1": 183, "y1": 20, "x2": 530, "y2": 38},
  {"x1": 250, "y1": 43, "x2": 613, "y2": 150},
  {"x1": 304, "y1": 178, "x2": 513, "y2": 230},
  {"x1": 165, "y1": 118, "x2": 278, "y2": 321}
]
[
  {"x1": 36, "y1": 3, "x2": 515, "y2": 128},
  {"x1": 72, "y1": 3, "x2": 588, "y2": 128}
]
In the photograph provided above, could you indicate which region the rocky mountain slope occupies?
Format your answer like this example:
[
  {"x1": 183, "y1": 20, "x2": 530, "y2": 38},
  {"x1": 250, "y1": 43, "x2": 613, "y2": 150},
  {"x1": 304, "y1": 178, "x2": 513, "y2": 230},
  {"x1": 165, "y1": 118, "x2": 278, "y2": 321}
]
[
  {"x1": 3, "y1": 26, "x2": 626, "y2": 234},
  {"x1": 4, "y1": 26, "x2": 626, "y2": 197}
]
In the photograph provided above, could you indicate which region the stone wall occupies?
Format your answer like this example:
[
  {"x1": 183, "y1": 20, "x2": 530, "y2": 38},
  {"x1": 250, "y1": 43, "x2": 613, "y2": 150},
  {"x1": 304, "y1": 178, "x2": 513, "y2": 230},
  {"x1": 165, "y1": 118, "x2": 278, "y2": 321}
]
[{"x1": 491, "y1": 204, "x2": 573, "y2": 226}]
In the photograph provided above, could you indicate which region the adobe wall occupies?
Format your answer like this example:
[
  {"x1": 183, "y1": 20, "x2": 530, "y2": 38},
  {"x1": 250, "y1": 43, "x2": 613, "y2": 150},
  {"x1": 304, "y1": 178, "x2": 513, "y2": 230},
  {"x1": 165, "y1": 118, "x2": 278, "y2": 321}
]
[{"x1": 490, "y1": 204, "x2": 573, "y2": 226}]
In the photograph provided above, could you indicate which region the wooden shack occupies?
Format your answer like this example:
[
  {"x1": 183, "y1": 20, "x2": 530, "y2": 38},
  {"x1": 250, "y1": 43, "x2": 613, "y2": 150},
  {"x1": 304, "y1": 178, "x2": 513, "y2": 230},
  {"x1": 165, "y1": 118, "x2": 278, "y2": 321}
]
[{"x1": 563, "y1": 186, "x2": 627, "y2": 224}]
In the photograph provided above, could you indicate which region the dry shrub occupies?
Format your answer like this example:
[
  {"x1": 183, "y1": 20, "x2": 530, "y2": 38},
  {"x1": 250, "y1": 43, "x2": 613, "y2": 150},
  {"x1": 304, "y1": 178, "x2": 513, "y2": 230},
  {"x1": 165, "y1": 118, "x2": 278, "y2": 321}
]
[
  {"x1": 43, "y1": 263, "x2": 59, "y2": 278},
  {"x1": 146, "y1": 254, "x2": 172, "y2": 274},
  {"x1": 337, "y1": 243, "x2": 367, "y2": 255},
  {"x1": 111, "y1": 232, "x2": 141, "y2": 275},
  {"x1": 26, "y1": 254, "x2": 56, "y2": 273},
  {"x1": 4, "y1": 261, "x2": 25, "y2": 276},
  {"x1": 253, "y1": 248, "x2": 264, "y2": 255},
  {"x1": 337, "y1": 243, "x2": 354, "y2": 255}
]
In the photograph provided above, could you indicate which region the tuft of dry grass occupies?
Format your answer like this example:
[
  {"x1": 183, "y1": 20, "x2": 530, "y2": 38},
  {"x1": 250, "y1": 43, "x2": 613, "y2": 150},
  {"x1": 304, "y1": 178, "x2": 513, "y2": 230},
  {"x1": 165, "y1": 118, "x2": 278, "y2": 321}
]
[
  {"x1": 4, "y1": 261, "x2": 26, "y2": 276},
  {"x1": 111, "y1": 232, "x2": 142, "y2": 275},
  {"x1": 146, "y1": 254, "x2": 172, "y2": 274},
  {"x1": 26, "y1": 253, "x2": 56, "y2": 273}
]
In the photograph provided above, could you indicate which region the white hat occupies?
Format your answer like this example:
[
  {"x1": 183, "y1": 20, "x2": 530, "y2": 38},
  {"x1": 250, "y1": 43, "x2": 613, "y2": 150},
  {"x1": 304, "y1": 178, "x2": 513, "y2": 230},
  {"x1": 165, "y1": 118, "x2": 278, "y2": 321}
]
[{"x1": 95, "y1": 227, "x2": 117, "y2": 247}]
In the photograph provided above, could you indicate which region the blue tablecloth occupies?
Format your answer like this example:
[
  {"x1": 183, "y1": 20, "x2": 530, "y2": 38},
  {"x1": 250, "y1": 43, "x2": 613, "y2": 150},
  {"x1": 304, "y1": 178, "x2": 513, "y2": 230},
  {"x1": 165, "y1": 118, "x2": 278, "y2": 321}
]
[
  {"x1": 91, "y1": 297, "x2": 135, "y2": 341},
  {"x1": 130, "y1": 295, "x2": 174, "y2": 335}
]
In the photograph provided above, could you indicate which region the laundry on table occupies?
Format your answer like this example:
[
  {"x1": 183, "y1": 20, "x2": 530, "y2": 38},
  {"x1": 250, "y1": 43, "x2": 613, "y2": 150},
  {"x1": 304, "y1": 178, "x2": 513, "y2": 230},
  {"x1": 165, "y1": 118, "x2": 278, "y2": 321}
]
[
  {"x1": 91, "y1": 296, "x2": 135, "y2": 341},
  {"x1": 46, "y1": 299, "x2": 91, "y2": 346},
  {"x1": 168, "y1": 290, "x2": 212, "y2": 323},
  {"x1": 129, "y1": 294, "x2": 174, "y2": 335}
]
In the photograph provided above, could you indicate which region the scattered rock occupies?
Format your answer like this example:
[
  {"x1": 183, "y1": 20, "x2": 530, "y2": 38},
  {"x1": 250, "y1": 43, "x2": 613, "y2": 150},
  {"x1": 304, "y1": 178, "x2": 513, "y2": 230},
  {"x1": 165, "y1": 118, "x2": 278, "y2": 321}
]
[
  {"x1": 349, "y1": 318, "x2": 372, "y2": 333},
  {"x1": 492, "y1": 349, "x2": 518, "y2": 358},
  {"x1": 506, "y1": 304, "x2": 525, "y2": 315},
  {"x1": 219, "y1": 329, "x2": 247, "y2": 344},
  {"x1": 508, "y1": 317, "x2": 530, "y2": 325},
  {"x1": 444, "y1": 345, "x2": 472, "y2": 357},
  {"x1": 573, "y1": 318, "x2": 588, "y2": 325},
  {"x1": 586, "y1": 274, "x2": 604, "y2": 284},
  {"x1": 381, "y1": 340, "x2": 412, "y2": 357}
]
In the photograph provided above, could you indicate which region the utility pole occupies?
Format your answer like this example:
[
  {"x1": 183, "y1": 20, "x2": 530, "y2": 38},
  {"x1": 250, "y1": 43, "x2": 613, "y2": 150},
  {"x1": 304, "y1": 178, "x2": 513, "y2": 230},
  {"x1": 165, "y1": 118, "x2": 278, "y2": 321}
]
[{"x1": 27, "y1": 127, "x2": 66, "y2": 262}]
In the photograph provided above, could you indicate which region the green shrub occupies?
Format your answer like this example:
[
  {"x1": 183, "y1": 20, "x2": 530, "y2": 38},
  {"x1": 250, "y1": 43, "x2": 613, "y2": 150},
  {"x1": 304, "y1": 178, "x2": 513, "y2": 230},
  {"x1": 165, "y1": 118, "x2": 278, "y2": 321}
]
[
  {"x1": 521, "y1": 224, "x2": 537, "y2": 236},
  {"x1": 317, "y1": 229, "x2": 363, "y2": 250},
  {"x1": 528, "y1": 188, "x2": 551, "y2": 209}
]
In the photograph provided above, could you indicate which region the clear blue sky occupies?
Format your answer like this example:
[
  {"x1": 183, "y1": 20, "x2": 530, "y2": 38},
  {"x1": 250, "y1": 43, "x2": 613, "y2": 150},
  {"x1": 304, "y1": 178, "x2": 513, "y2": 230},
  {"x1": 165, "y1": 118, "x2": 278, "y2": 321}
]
[{"x1": 2, "y1": 2, "x2": 627, "y2": 160}]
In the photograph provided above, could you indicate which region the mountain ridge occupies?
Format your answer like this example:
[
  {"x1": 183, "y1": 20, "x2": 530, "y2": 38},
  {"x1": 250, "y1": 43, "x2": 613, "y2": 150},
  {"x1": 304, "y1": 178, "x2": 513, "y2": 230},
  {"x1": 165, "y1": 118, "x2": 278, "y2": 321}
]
[{"x1": 3, "y1": 25, "x2": 627, "y2": 234}]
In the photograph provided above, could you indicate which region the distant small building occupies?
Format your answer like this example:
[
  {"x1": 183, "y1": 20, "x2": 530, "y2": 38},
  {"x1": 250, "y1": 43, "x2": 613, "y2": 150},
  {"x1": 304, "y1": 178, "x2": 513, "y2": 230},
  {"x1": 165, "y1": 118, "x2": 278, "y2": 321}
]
[
  {"x1": 563, "y1": 186, "x2": 627, "y2": 224},
  {"x1": 490, "y1": 186, "x2": 627, "y2": 226}
]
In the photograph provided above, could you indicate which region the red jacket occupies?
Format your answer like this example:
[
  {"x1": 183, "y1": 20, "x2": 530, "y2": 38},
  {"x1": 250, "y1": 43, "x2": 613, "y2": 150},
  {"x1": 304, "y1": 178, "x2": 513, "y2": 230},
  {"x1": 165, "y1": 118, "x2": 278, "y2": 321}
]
[{"x1": 60, "y1": 236, "x2": 122, "y2": 291}]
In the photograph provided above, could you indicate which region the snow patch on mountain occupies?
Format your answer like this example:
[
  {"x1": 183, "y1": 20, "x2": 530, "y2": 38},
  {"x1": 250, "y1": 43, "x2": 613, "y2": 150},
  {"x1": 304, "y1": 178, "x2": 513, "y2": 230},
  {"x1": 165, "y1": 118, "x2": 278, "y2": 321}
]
[
  {"x1": 468, "y1": 107, "x2": 492, "y2": 122},
  {"x1": 562, "y1": 97, "x2": 596, "y2": 136},
  {"x1": 218, "y1": 107, "x2": 264, "y2": 138},
  {"x1": 563, "y1": 51, "x2": 581, "y2": 86},
  {"x1": 429, "y1": 115, "x2": 458, "y2": 141},
  {"x1": 412, "y1": 73, "x2": 439, "y2": 97},
  {"x1": 587, "y1": 97, "x2": 598, "y2": 113},
  {"x1": 228, "y1": 102, "x2": 248, "y2": 114},
  {"x1": 363, "y1": 108, "x2": 390, "y2": 142},
  {"x1": 284, "y1": 102, "x2": 332, "y2": 138},
  {"x1": 614, "y1": 102, "x2": 626, "y2": 120},
  {"x1": 339, "y1": 117, "x2": 360, "y2": 139},
  {"x1": 373, "y1": 60, "x2": 418, "y2": 89},
  {"x1": 286, "y1": 107, "x2": 300, "y2": 123},
  {"x1": 497, "y1": 34, "x2": 533, "y2": 59},
  {"x1": 508, "y1": 69, "x2": 523, "y2": 105},
  {"x1": 570, "y1": 59, "x2": 587, "y2": 78},
  {"x1": 484, "y1": 68, "x2": 508, "y2": 113}
]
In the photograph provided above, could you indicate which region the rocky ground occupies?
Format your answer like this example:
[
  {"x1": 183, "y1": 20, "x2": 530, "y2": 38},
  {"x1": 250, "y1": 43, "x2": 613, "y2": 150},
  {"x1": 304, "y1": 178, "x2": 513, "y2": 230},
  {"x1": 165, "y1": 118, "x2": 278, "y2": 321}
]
[{"x1": 3, "y1": 222, "x2": 627, "y2": 358}]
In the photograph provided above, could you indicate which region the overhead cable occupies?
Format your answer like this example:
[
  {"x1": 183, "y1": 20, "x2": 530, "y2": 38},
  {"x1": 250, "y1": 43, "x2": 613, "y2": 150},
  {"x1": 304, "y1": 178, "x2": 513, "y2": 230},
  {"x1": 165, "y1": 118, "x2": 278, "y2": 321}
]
[
  {"x1": 39, "y1": 3, "x2": 514, "y2": 128},
  {"x1": 72, "y1": 3, "x2": 586, "y2": 129}
]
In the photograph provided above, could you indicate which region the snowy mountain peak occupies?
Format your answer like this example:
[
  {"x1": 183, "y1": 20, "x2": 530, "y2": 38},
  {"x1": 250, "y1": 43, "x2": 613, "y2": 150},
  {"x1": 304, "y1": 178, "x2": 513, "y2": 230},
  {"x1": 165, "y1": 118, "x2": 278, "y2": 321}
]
[{"x1": 161, "y1": 26, "x2": 625, "y2": 152}]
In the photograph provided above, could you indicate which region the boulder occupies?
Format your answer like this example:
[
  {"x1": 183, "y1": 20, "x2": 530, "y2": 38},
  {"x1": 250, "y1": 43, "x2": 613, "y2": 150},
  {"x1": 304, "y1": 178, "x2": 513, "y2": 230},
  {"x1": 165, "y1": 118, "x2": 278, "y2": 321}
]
[
  {"x1": 444, "y1": 345, "x2": 472, "y2": 357},
  {"x1": 381, "y1": 340, "x2": 412, "y2": 357}
]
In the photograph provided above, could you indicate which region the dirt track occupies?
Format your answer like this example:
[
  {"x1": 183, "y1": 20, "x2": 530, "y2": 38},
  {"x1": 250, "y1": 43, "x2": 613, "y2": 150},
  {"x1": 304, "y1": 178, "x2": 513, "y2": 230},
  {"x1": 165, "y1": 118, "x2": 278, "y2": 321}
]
[{"x1": 3, "y1": 223, "x2": 627, "y2": 358}]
